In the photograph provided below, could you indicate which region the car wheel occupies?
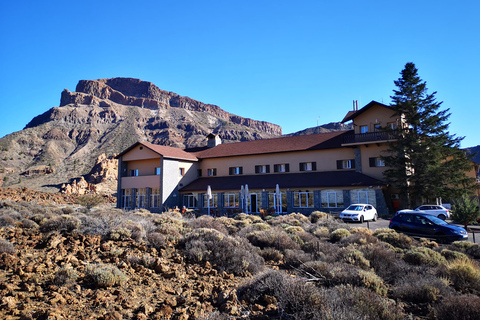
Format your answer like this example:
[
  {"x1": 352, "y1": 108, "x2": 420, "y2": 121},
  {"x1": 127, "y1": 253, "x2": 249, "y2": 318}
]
[
  {"x1": 438, "y1": 214, "x2": 446, "y2": 220},
  {"x1": 359, "y1": 215, "x2": 364, "y2": 223},
  {"x1": 372, "y1": 213, "x2": 377, "y2": 222},
  {"x1": 392, "y1": 226, "x2": 400, "y2": 232}
]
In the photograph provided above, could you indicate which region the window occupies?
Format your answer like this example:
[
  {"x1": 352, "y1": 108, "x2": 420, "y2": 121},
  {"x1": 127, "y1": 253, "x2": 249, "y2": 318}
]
[
  {"x1": 350, "y1": 190, "x2": 376, "y2": 207},
  {"x1": 130, "y1": 169, "x2": 139, "y2": 176},
  {"x1": 375, "y1": 124, "x2": 382, "y2": 132},
  {"x1": 136, "y1": 188, "x2": 146, "y2": 208},
  {"x1": 207, "y1": 168, "x2": 217, "y2": 176},
  {"x1": 122, "y1": 189, "x2": 132, "y2": 209},
  {"x1": 268, "y1": 192, "x2": 287, "y2": 213},
  {"x1": 387, "y1": 122, "x2": 397, "y2": 129},
  {"x1": 223, "y1": 193, "x2": 239, "y2": 208},
  {"x1": 229, "y1": 166, "x2": 243, "y2": 175},
  {"x1": 274, "y1": 163, "x2": 290, "y2": 173},
  {"x1": 179, "y1": 168, "x2": 185, "y2": 176},
  {"x1": 300, "y1": 162, "x2": 316, "y2": 171},
  {"x1": 369, "y1": 157, "x2": 385, "y2": 167},
  {"x1": 203, "y1": 193, "x2": 218, "y2": 207},
  {"x1": 321, "y1": 191, "x2": 344, "y2": 208},
  {"x1": 151, "y1": 188, "x2": 160, "y2": 208},
  {"x1": 255, "y1": 165, "x2": 270, "y2": 174},
  {"x1": 337, "y1": 159, "x2": 355, "y2": 170},
  {"x1": 360, "y1": 125, "x2": 369, "y2": 133},
  {"x1": 183, "y1": 194, "x2": 198, "y2": 208},
  {"x1": 293, "y1": 191, "x2": 314, "y2": 208},
  {"x1": 155, "y1": 167, "x2": 161, "y2": 175}
]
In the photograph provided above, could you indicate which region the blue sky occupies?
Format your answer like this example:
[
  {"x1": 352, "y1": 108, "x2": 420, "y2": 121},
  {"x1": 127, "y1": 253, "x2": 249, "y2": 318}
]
[{"x1": 1, "y1": 0, "x2": 479, "y2": 148}]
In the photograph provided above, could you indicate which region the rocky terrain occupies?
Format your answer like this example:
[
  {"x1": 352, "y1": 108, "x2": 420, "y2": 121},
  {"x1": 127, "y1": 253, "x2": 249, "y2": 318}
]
[{"x1": 0, "y1": 78, "x2": 282, "y2": 194}]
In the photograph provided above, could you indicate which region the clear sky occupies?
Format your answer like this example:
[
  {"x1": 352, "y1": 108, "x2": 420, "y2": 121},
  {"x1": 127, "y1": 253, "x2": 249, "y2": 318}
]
[{"x1": 1, "y1": 0, "x2": 478, "y2": 148}]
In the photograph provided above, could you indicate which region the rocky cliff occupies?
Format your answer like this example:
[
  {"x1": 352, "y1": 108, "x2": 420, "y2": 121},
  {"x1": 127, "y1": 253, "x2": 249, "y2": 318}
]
[{"x1": 0, "y1": 78, "x2": 282, "y2": 193}]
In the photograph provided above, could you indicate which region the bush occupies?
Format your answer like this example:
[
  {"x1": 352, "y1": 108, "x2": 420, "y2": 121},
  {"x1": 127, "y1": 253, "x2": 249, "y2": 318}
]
[
  {"x1": 441, "y1": 249, "x2": 468, "y2": 261},
  {"x1": 39, "y1": 215, "x2": 81, "y2": 233},
  {"x1": 361, "y1": 244, "x2": 409, "y2": 283},
  {"x1": 0, "y1": 239, "x2": 15, "y2": 254},
  {"x1": 85, "y1": 263, "x2": 126, "y2": 288},
  {"x1": 330, "y1": 228, "x2": 351, "y2": 242},
  {"x1": 54, "y1": 267, "x2": 78, "y2": 286},
  {"x1": 109, "y1": 227, "x2": 132, "y2": 240},
  {"x1": 147, "y1": 232, "x2": 168, "y2": 250},
  {"x1": 76, "y1": 194, "x2": 105, "y2": 210},
  {"x1": 465, "y1": 243, "x2": 480, "y2": 259},
  {"x1": 432, "y1": 294, "x2": 480, "y2": 320},
  {"x1": 20, "y1": 218, "x2": 39, "y2": 229},
  {"x1": 189, "y1": 215, "x2": 228, "y2": 234},
  {"x1": 310, "y1": 211, "x2": 328, "y2": 223},
  {"x1": 375, "y1": 231, "x2": 412, "y2": 249},
  {"x1": 403, "y1": 247, "x2": 446, "y2": 266},
  {"x1": 283, "y1": 249, "x2": 313, "y2": 268},
  {"x1": 391, "y1": 272, "x2": 451, "y2": 303},
  {"x1": 0, "y1": 215, "x2": 16, "y2": 227},
  {"x1": 441, "y1": 258, "x2": 480, "y2": 293},
  {"x1": 260, "y1": 248, "x2": 284, "y2": 263},
  {"x1": 339, "y1": 246, "x2": 371, "y2": 270},
  {"x1": 246, "y1": 227, "x2": 299, "y2": 252}
]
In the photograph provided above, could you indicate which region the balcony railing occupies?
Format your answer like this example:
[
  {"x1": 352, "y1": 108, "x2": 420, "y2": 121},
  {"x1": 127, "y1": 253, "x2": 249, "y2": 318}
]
[{"x1": 343, "y1": 131, "x2": 397, "y2": 145}]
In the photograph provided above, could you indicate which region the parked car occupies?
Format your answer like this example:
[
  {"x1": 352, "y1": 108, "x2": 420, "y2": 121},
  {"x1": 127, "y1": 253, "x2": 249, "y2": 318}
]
[
  {"x1": 396, "y1": 204, "x2": 450, "y2": 220},
  {"x1": 340, "y1": 204, "x2": 377, "y2": 223},
  {"x1": 389, "y1": 212, "x2": 468, "y2": 243}
]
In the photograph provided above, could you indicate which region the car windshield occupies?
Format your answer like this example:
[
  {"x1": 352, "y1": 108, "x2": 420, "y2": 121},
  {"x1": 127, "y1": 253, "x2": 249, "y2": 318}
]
[
  {"x1": 346, "y1": 205, "x2": 364, "y2": 211},
  {"x1": 426, "y1": 215, "x2": 447, "y2": 225}
]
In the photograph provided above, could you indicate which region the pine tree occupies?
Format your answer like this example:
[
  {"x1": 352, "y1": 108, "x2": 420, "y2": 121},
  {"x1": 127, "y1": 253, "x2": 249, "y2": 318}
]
[{"x1": 382, "y1": 62, "x2": 476, "y2": 208}]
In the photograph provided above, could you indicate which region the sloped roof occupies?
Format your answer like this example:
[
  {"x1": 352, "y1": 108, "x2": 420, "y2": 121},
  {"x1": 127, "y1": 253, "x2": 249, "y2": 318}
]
[
  {"x1": 179, "y1": 171, "x2": 384, "y2": 192},
  {"x1": 116, "y1": 141, "x2": 198, "y2": 161},
  {"x1": 193, "y1": 130, "x2": 352, "y2": 159},
  {"x1": 341, "y1": 100, "x2": 393, "y2": 123}
]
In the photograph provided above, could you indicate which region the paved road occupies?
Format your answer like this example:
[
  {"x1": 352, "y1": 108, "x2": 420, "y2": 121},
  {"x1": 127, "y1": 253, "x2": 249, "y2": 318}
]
[{"x1": 344, "y1": 218, "x2": 480, "y2": 244}]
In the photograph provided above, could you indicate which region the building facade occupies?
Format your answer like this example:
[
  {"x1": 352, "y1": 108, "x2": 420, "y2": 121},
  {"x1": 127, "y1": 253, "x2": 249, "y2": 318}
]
[{"x1": 116, "y1": 101, "x2": 404, "y2": 215}]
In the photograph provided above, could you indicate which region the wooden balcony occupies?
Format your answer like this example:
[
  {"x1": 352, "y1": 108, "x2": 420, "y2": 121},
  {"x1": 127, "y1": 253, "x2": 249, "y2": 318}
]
[{"x1": 342, "y1": 131, "x2": 397, "y2": 146}]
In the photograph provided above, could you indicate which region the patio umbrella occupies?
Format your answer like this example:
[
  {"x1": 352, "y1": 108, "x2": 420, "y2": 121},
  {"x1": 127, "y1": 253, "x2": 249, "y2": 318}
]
[
  {"x1": 275, "y1": 184, "x2": 281, "y2": 214},
  {"x1": 240, "y1": 185, "x2": 245, "y2": 211},
  {"x1": 207, "y1": 185, "x2": 212, "y2": 215}
]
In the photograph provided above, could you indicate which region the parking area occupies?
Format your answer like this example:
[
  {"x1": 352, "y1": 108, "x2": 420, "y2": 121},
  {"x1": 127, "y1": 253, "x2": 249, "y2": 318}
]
[{"x1": 345, "y1": 217, "x2": 480, "y2": 244}]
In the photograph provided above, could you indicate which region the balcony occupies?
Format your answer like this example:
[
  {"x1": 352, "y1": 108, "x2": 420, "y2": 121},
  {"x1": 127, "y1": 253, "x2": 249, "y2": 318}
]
[{"x1": 342, "y1": 131, "x2": 397, "y2": 146}]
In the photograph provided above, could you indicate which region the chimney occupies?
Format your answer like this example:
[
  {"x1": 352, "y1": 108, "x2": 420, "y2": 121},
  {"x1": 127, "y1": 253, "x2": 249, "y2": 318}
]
[{"x1": 207, "y1": 133, "x2": 222, "y2": 148}]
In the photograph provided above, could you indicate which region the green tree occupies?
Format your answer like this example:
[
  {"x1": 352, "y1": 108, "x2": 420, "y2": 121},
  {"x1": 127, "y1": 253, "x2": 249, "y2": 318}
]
[
  {"x1": 451, "y1": 194, "x2": 480, "y2": 229},
  {"x1": 76, "y1": 194, "x2": 105, "y2": 211},
  {"x1": 383, "y1": 62, "x2": 476, "y2": 208}
]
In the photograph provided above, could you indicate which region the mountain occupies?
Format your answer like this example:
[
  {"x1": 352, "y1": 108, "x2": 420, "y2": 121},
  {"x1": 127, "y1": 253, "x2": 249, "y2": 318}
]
[
  {"x1": 285, "y1": 122, "x2": 353, "y2": 136},
  {"x1": 466, "y1": 145, "x2": 480, "y2": 164},
  {"x1": 0, "y1": 78, "x2": 282, "y2": 192}
]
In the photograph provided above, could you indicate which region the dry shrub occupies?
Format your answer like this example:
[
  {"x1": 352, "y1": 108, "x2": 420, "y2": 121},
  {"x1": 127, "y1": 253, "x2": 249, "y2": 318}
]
[
  {"x1": 339, "y1": 246, "x2": 371, "y2": 270},
  {"x1": 237, "y1": 269, "x2": 287, "y2": 305},
  {"x1": 403, "y1": 247, "x2": 446, "y2": 267},
  {"x1": 375, "y1": 231, "x2": 412, "y2": 249},
  {"x1": 350, "y1": 227, "x2": 374, "y2": 236},
  {"x1": 0, "y1": 239, "x2": 15, "y2": 254},
  {"x1": 61, "y1": 207, "x2": 75, "y2": 215},
  {"x1": 54, "y1": 267, "x2": 78, "y2": 286},
  {"x1": 340, "y1": 232, "x2": 378, "y2": 246},
  {"x1": 147, "y1": 232, "x2": 168, "y2": 250},
  {"x1": 189, "y1": 215, "x2": 228, "y2": 234},
  {"x1": 39, "y1": 215, "x2": 81, "y2": 233},
  {"x1": 246, "y1": 227, "x2": 299, "y2": 252},
  {"x1": 440, "y1": 257, "x2": 480, "y2": 293},
  {"x1": 465, "y1": 243, "x2": 480, "y2": 259},
  {"x1": 260, "y1": 248, "x2": 284, "y2": 263},
  {"x1": 441, "y1": 249, "x2": 468, "y2": 261},
  {"x1": 85, "y1": 263, "x2": 126, "y2": 288},
  {"x1": 268, "y1": 213, "x2": 305, "y2": 228},
  {"x1": 184, "y1": 228, "x2": 264, "y2": 275},
  {"x1": 419, "y1": 237, "x2": 439, "y2": 249},
  {"x1": 127, "y1": 253, "x2": 155, "y2": 269},
  {"x1": 109, "y1": 227, "x2": 132, "y2": 241},
  {"x1": 20, "y1": 218, "x2": 39, "y2": 229},
  {"x1": 313, "y1": 226, "x2": 329, "y2": 238},
  {"x1": 310, "y1": 211, "x2": 328, "y2": 223},
  {"x1": 330, "y1": 228, "x2": 351, "y2": 242},
  {"x1": 391, "y1": 272, "x2": 451, "y2": 303},
  {"x1": 0, "y1": 214, "x2": 16, "y2": 227},
  {"x1": 285, "y1": 225, "x2": 305, "y2": 234},
  {"x1": 216, "y1": 216, "x2": 238, "y2": 234},
  {"x1": 431, "y1": 294, "x2": 480, "y2": 320},
  {"x1": 284, "y1": 249, "x2": 313, "y2": 268},
  {"x1": 361, "y1": 243, "x2": 408, "y2": 283}
]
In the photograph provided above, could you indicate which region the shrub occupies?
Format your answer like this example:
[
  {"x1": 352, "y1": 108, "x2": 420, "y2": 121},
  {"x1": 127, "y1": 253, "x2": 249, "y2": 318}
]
[
  {"x1": 283, "y1": 249, "x2": 313, "y2": 268},
  {"x1": 237, "y1": 269, "x2": 287, "y2": 305},
  {"x1": 441, "y1": 249, "x2": 468, "y2": 261},
  {"x1": 109, "y1": 227, "x2": 132, "y2": 241},
  {"x1": 147, "y1": 232, "x2": 168, "y2": 250},
  {"x1": 465, "y1": 243, "x2": 480, "y2": 259},
  {"x1": 76, "y1": 194, "x2": 105, "y2": 210},
  {"x1": 340, "y1": 232, "x2": 378, "y2": 246},
  {"x1": 451, "y1": 194, "x2": 480, "y2": 229},
  {"x1": 441, "y1": 257, "x2": 480, "y2": 293},
  {"x1": 0, "y1": 215, "x2": 16, "y2": 227},
  {"x1": 339, "y1": 246, "x2": 371, "y2": 270},
  {"x1": 285, "y1": 225, "x2": 305, "y2": 234},
  {"x1": 189, "y1": 215, "x2": 228, "y2": 234},
  {"x1": 375, "y1": 231, "x2": 412, "y2": 249},
  {"x1": 39, "y1": 215, "x2": 81, "y2": 233},
  {"x1": 260, "y1": 248, "x2": 284, "y2": 263},
  {"x1": 432, "y1": 294, "x2": 480, "y2": 320},
  {"x1": 85, "y1": 263, "x2": 126, "y2": 288},
  {"x1": 313, "y1": 226, "x2": 329, "y2": 238},
  {"x1": 54, "y1": 267, "x2": 78, "y2": 286},
  {"x1": 391, "y1": 272, "x2": 451, "y2": 303},
  {"x1": 127, "y1": 253, "x2": 155, "y2": 269},
  {"x1": 330, "y1": 228, "x2": 351, "y2": 242},
  {"x1": 20, "y1": 218, "x2": 39, "y2": 229},
  {"x1": 361, "y1": 243, "x2": 409, "y2": 283},
  {"x1": 0, "y1": 239, "x2": 15, "y2": 254},
  {"x1": 403, "y1": 247, "x2": 446, "y2": 266},
  {"x1": 246, "y1": 227, "x2": 299, "y2": 252},
  {"x1": 61, "y1": 207, "x2": 75, "y2": 215},
  {"x1": 310, "y1": 211, "x2": 328, "y2": 223}
]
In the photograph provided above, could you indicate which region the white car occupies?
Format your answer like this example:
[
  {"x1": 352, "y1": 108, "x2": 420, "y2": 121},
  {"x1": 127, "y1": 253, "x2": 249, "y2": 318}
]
[
  {"x1": 396, "y1": 205, "x2": 450, "y2": 220},
  {"x1": 340, "y1": 204, "x2": 377, "y2": 223}
]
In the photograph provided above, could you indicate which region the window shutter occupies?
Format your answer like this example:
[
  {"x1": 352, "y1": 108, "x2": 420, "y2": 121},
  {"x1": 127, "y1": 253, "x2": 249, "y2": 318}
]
[
  {"x1": 255, "y1": 165, "x2": 260, "y2": 174},
  {"x1": 239, "y1": 167, "x2": 243, "y2": 174},
  {"x1": 197, "y1": 169, "x2": 202, "y2": 177},
  {"x1": 351, "y1": 160, "x2": 356, "y2": 169},
  {"x1": 266, "y1": 165, "x2": 270, "y2": 173},
  {"x1": 229, "y1": 167, "x2": 234, "y2": 175},
  {"x1": 337, "y1": 160, "x2": 342, "y2": 170},
  {"x1": 312, "y1": 162, "x2": 317, "y2": 171},
  {"x1": 213, "y1": 168, "x2": 217, "y2": 176},
  {"x1": 299, "y1": 163, "x2": 305, "y2": 171},
  {"x1": 369, "y1": 157, "x2": 376, "y2": 167},
  {"x1": 274, "y1": 164, "x2": 278, "y2": 172},
  {"x1": 285, "y1": 164, "x2": 290, "y2": 172}
]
